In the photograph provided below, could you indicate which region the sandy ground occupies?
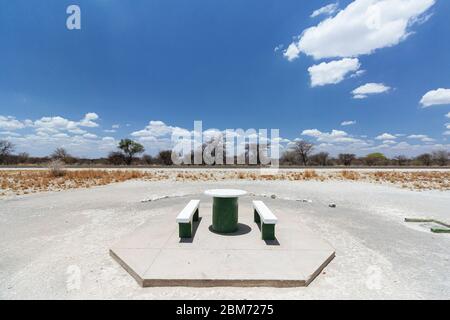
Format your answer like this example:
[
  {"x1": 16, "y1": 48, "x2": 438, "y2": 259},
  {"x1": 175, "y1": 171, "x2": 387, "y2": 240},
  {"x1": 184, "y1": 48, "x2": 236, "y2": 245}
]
[{"x1": 0, "y1": 177, "x2": 449, "y2": 299}]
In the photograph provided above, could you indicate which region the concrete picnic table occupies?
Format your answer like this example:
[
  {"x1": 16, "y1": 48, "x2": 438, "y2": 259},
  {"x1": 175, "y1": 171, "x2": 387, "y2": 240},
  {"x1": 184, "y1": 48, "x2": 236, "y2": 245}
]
[{"x1": 204, "y1": 189, "x2": 247, "y2": 233}]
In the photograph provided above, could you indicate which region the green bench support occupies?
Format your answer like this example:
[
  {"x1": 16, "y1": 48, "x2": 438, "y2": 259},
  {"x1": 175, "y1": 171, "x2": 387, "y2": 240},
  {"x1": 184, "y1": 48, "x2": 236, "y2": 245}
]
[
  {"x1": 176, "y1": 200, "x2": 200, "y2": 238},
  {"x1": 253, "y1": 200, "x2": 278, "y2": 241}
]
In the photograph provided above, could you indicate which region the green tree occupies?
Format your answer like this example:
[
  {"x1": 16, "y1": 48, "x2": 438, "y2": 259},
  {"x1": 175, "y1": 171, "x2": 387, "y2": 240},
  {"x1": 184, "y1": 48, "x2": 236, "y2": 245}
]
[
  {"x1": 118, "y1": 139, "x2": 145, "y2": 165},
  {"x1": 157, "y1": 150, "x2": 173, "y2": 165},
  {"x1": 364, "y1": 153, "x2": 387, "y2": 166}
]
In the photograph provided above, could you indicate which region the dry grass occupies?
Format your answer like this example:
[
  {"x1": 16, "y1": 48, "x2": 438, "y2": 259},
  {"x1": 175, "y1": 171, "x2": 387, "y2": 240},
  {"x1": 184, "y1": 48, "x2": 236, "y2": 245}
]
[
  {"x1": 171, "y1": 169, "x2": 449, "y2": 190},
  {"x1": 0, "y1": 169, "x2": 449, "y2": 196},
  {"x1": 0, "y1": 170, "x2": 168, "y2": 196}
]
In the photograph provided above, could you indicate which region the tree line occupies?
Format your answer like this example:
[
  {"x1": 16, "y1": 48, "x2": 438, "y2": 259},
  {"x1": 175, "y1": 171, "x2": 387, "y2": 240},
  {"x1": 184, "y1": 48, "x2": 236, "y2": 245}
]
[{"x1": 0, "y1": 138, "x2": 448, "y2": 166}]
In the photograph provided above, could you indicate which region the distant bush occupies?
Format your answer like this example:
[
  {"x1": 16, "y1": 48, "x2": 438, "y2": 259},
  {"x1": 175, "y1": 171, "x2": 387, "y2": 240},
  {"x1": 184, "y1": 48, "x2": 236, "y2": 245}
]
[
  {"x1": 338, "y1": 153, "x2": 356, "y2": 166},
  {"x1": 48, "y1": 159, "x2": 66, "y2": 177},
  {"x1": 107, "y1": 151, "x2": 126, "y2": 165},
  {"x1": 432, "y1": 150, "x2": 449, "y2": 166},
  {"x1": 364, "y1": 153, "x2": 387, "y2": 166},
  {"x1": 157, "y1": 150, "x2": 173, "y2": 165}
]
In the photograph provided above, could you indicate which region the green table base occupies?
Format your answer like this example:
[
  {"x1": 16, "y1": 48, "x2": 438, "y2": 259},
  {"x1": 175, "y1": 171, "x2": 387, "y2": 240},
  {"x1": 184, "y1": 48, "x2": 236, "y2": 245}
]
[{"x1": 212, "y1": 197, "x2": 238, "y2": 233}]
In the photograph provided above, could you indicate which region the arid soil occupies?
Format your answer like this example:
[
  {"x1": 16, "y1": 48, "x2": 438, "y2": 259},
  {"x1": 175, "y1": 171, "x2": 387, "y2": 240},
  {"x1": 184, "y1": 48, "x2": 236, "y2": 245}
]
[{"x1": 1, "y1": 168, "x2": 449, "y2": 197}]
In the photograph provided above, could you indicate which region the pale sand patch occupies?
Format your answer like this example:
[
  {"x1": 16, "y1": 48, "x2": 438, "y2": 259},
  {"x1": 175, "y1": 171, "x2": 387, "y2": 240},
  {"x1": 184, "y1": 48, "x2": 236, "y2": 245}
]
[{"x1": 0, "y1": 178, "x2": 449, "y2": 299}]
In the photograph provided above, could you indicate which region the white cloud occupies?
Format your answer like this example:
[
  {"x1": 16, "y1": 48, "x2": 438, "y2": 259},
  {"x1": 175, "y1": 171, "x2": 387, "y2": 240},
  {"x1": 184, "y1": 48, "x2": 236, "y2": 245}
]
[
  {"x1": 301, "y1": 128, "x2": 364, "y2": 144},
  {"x1": 341, "y1": 120, "x2": 356, "y2": 126},
  {"x1": 83, "y1": 133, "x2": 98, "y2": 139},
  {"x1": 0, "y1": 131, "x2": 21, "y2": 137},
  {"x1": 79, "y1": 112, "x2": 100, "y2": 127},
  {"x1": 308, "y1": 58, "x2": 361, "y2": 87},
  {"x1": 0, "y1": 113, "x2": 111, "y2": 157},
  {"x1": 285, "y1": 0, "x2": 435, "y2": 61},
  {"x1": 283, "y1": 43, "x2": 301, "y2": 61},
  {"x1": 274, "y1": 44, "x2": 284, "y2": 52},
  {"x1": 420, "y1": 88, "x2": 450, "y2": 107},
  {"x1": 407, "y1": 134, "x2": 434, "y2": 142},
  {"x1": 32, "y1": 113, "x2": 100, "y2": 133},
  {"x1": 112, "y1": 124, "x2": 120, "y2": 129},
  {"x1": 352, "y1": 83, "x2": 390, "y2": 99},
  {"x1": 350, "y1": 70, "x2": 366, "y2": 78},
  {"x1": 0, "y1": 116, "x2": 27, "y2": 130},
  {"x1": 131, "y1": 120, "x2": 188, "y2": 139},
  {"x1": 445, "y1": 112, "x2": 450, "y2": 119},
  {"x1": 310, "y1": 2, "x2": 339, "y2": 18},
  {"x1": 375, "y1": 133, "x2": 396, "y2": 140}
]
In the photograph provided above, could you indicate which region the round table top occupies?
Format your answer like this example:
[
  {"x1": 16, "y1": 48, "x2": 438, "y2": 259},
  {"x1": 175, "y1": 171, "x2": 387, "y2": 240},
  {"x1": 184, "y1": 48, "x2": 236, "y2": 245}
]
[{"x1": 204, "y1": 189, "x2": 247, "y2": 198}]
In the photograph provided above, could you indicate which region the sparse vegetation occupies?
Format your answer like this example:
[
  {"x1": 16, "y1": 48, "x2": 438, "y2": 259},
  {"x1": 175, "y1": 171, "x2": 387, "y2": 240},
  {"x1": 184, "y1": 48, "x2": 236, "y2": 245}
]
[
  {"x1": 0, "y1": 168, "x2": 449, "y2": 197},
  {"x1": 118, "y1": 139, "x2": 145, "y2": 165},
  {"x1": 291, "y1": 140, "x2": 314, "y2": 166},
  {"x1": 0, "y1": 140, "x2": 15, "y2": 164},
  {"x1": 48, "y1": 159, "x2": 67, "y2": 177}
]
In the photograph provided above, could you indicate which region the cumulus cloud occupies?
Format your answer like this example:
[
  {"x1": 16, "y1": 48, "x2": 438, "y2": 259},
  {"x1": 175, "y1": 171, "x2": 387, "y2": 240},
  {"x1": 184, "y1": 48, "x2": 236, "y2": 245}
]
[
  {"x1": 79, "y1": 112, "x2": 100, "y2": 127},
  {"x1": 301, "y1": 128, "x2": 364, "y2": 144},
  {"x1": 341, "y1": 120, "x2": 356, "y2": 126},
  {"x1": 310, "y1": 2, "x2": 339, "y2": 18},
  {"x1": 131, "y1": 121, "x2": 189, "y2": 141},
  {"x1": 0, "y1": 113, "x2": 111, "y2": 157},
  {"x1": 308, "y1": 58, "x2": 361, "y2": 87},
  {"x1": 0, "y1": 116, "x2": 27, "y2": 130},
  {"x1": 445, "y1": 112, "x2": 450, "y2": 119},
  {"x1": 352, "y1": 83, "x2": 390, "y2": 99},
  {"x1": 407, "y1": 134, "x2": 434, "y2": 142},
  {"x1": 420, "y1": 88, "x2": 450, "y2": 107},
  {"x1": 31, "y1": 113, "x2": 100, "y2": 134},
  {"x1": 285, "y1": 0, "x2": 435, "y2": 61},
  {"x1": 283, "y1": 43, "x2": 301, "y2": 62},
  {"x1": 375, "y1": 133, "x2": 396, "y2": 140}
]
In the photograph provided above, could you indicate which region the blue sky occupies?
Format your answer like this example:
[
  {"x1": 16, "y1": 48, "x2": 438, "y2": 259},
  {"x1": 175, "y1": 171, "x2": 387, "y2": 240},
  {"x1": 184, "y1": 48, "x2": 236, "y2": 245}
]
[{"x1": 0, "y1": 0, "x2": 449, "y2": 157}]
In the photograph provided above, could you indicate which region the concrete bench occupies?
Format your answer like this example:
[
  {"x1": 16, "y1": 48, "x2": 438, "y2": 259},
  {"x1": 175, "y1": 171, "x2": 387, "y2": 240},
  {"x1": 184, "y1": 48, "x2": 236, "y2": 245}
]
[
  {"x1": 176, "y1": 200, "x2": 200, "y2": 238},
  {"x1": 253, "y1": 200, "x2": 278, "y2": 240}
]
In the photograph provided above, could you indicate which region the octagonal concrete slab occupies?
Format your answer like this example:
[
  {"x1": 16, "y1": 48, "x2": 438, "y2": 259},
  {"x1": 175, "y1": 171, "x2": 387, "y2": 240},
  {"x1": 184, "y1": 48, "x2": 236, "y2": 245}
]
[{"x1": 110, "y1": 199, "x2": 335, "y2": 287}]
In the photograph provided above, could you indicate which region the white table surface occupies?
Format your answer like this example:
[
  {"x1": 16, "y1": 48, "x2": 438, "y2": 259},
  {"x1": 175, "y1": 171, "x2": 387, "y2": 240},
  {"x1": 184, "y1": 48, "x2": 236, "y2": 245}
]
[{"x1": 204, "y1": 189, "x2": 247, "y2": 198}]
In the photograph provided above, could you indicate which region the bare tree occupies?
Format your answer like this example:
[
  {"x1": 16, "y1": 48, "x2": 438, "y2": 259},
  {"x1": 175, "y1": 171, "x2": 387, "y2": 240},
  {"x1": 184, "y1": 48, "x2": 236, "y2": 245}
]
[
  {"x1": 107, "y1": 151, "x2": 126, "y2": 165},
  {"x1": 338, "y1": 153, "x2": 356, "y2": 166},
  {"x1": 310, "y1": 152, "x2": 329, "y2": 166},
  {"x1": 17, "y1": 152, "x2": 29, "y2": 164},
  {"x1": 292, "y1": 140, "x2": 314, "y2": 166},
  {"x1": 393, "y1": 155, "x2": 409, "y2": 166},
  {"x1": 51, "y1": 147, "x2": 70, "y2": 160},
  {"x1": 416, "y1": 153, "x2": 432, "y2": 166},
  {"x1": 0, "y1": 140, "x2": 15, "y2": 164},
  {"x1": 141, "y1": 154, "x2": 154, "y2": 165},
  {"x1": 432, "y1": 150, "x2": 449, "y2": 166},
  {"x1": 280, "y1": 150, "x2": 298, "y2": 165},
  {"x1": 51, "y1": 147, "x2": 78, "y2": 164}
]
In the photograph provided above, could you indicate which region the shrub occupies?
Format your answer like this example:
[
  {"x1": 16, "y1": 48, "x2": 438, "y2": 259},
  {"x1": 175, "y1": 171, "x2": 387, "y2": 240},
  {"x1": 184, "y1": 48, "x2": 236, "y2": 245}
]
[
  {"x1": 48, "y1": 159, "x2": 66, "y2": 177},
  {"x1": 108, "y1": 151, "x2": 126, "y2": 165}
]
